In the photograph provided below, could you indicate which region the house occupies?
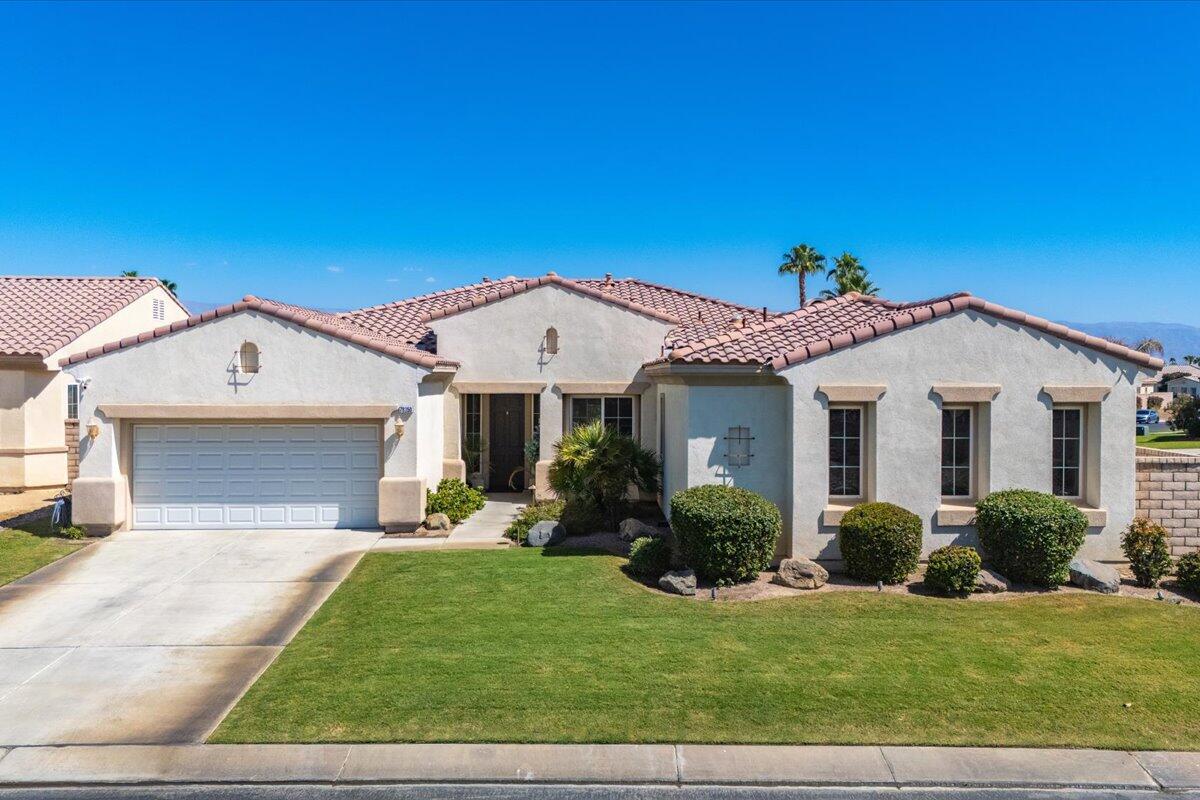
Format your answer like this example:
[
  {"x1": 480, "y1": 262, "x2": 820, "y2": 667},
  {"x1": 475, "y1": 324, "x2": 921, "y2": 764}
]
[
  {"x1": 62, "y1": 273, "x2": 1160, "y2": 562},
  {"x1": 0, "y1": 276, "x2": 188, "y2": 490},
  {"x1": 1164, "y1": 374, "x2": 1200, "y2": 399}
]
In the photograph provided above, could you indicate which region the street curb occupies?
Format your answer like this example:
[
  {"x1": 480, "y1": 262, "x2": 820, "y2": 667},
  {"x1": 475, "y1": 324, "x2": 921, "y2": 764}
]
[{"x1": 0, "y1": 744, "x2": 1196, "y2": 790}]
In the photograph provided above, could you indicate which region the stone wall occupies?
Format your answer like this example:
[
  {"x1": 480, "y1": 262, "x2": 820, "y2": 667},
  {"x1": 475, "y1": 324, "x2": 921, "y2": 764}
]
[
  {"x1": 65, "y1": 420, "x2": 79, "y2": 483},
  {"x1": 1135, "y1": 451, "x2": 1200, "y2": 556}
]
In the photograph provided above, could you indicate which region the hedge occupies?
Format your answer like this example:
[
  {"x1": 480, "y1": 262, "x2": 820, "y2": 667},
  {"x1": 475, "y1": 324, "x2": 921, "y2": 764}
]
[
  {"x1": 975, "y1": 490, "x2": 1086, "y2": 587},
  {"x1": 671, "y1": 485, "x2": 781, "y2": 584},
  {"x1": 837, "y1": 502, "x2": 921, "y2": 584}
]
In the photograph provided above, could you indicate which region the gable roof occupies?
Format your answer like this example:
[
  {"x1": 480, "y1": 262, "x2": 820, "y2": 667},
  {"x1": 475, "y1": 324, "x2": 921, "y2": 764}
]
[
  {"x1": 339, "y1": 273, "x2": 765, "y2": 351},
  {"x1": 60, "y1": 295, "x2": 456, "y2": 370},
  {"x1": 663, "y1": 292, "x2": 1164, "y2": 371},
  {"x1": 0, "y1": 276, "x2": 182, "y2": 362}
]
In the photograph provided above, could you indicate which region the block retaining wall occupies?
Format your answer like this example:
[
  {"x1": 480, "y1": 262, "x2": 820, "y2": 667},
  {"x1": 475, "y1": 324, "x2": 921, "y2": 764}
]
[{"x1": 1135, "y1": 450, "x2": 1200, "y2": 556}]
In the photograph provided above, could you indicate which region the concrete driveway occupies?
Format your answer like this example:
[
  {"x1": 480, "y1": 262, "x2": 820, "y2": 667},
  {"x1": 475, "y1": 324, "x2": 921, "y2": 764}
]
[{"x1": 0, "y1": 528, "x2": 382, "y2": 746}]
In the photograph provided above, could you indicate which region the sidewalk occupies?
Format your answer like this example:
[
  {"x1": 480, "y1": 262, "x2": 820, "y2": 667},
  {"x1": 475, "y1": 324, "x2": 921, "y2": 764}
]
[{"x1": 0, "y1": 744, "x2": 1198, "y2": 790}]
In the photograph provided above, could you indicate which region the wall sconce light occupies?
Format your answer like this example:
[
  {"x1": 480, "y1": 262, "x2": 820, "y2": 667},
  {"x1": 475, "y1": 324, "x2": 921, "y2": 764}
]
[
  {"x1": 86, "y1": 417, "x2": 101, "y2": 440},
  {"x1": 394, "y1": 419, "x2": 405, "y2": 439},
  {"x1": 545, "y1": 326, "x2": 559, "y2": 355}
]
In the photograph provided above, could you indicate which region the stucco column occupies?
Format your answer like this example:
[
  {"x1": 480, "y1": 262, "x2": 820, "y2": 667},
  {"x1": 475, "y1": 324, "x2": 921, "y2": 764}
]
[
  {"x1": 442, "y1": 387, "x2": 466, "y2": 482},
  {"x1": 534, "y1": 386, "x2": 563, "y2": 500}
]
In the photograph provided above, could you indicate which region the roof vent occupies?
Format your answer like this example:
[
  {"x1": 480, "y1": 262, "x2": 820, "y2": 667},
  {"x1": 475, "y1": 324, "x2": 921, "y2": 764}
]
[
  {"x1": 604, "y1": 272, "x2": 614, "y2": 287},
  {"x1": 732, "y1": 315, "x2": 744, "y2": 329}
]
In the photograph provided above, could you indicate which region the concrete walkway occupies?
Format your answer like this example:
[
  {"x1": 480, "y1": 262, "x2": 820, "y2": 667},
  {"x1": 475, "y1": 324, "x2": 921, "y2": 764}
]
[
  {"x1": 445, "y1": 492, "x2": 527, "y2": 545},
  {"x1": 0, "y1": 528, "x2": 382, "y2": 746},
  {"x1": 0, "y1": 743, "x2": 1197, "y2": 790}
]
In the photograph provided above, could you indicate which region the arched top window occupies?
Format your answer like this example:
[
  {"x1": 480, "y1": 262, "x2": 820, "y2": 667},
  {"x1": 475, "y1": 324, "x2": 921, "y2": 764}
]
[
  {"x1": 238, "y1": 342, "x2": 260, "y2": 374},
  {"x1": 545, "y1": 327, "x2": 559, "y2": 355}
]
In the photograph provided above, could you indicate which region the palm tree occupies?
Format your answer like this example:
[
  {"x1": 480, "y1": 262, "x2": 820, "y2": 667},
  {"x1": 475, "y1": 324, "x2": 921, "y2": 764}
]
[
  {"x1": 160, "y1": 278, "x2": 178, "y2": 295},
  {"x1": 819, "y1": 252, "x2": 881, "y2": 299},
  {"x1": 778, "y1": 244, "x2": 826, "y2": 307},
  {"x1": 1134, "y1": 338, "x2": 1164, "y2": 357},
  {"x1": 121, "y1": 270, "x2": 138, "y2": 277},
  {"x1": 1184, "y1": 355, "x2": 1200, "y2": 366}
]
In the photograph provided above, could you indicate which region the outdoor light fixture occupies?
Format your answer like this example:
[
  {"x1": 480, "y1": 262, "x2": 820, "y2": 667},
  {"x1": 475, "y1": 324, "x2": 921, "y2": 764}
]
[
  {"x1": 86, "y1": 417, "x2": 101, "y2": 440},
  {"x1": 545, "y1": 327, "x2": 559, "y2": 355},
  {"x1": 394, "y1": 419, "x2": 405, "y2": 439}
]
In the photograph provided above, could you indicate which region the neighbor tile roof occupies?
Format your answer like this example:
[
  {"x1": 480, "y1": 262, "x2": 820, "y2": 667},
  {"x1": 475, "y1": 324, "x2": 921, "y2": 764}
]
[
  {"x1": 664, "y1": 292, "x2": 1164, "y2": 371},
  {"x1": 0, "y1": 276, "x2": 171, "y2": 360},
  {"x1": 61, "y1": 295, "x2": 457, "y2": 369},
  {"x1": 340, "y1": 273, "x2": 765, "y2": 351}
]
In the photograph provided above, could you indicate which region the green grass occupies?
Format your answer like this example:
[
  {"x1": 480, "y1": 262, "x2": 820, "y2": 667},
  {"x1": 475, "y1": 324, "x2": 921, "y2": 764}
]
[
  {"x1": 212, "y1": 548, "x2": 1200, "y2": 749},
  {"x1": 1137, "y1": 431, "x2": 1200, "y2": 450},
  {"x1": 0, "y1": 525, "x2": 85, "y2": 586}
]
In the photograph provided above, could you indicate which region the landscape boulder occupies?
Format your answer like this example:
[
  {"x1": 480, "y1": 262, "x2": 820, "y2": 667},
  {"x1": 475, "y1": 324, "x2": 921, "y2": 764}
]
[
  {"x1": 659, "y1": 569, "x2": 697, "y2": 596},
  {"x1": 1069, "y1": 558, "x2": 1121, "y2": 594},
  {"x1": 525, "y1": 520, "x2": 567, "y2": 548},
  {"x1": 973, "y1": 568, "x2": 1010, "y2": 593},
  {"x1": 618, "y1": 517, "x2": 662, "y2": 542},
  {"x1": 771, "y1": 557, "x2": 829, "y2": 589},
  {"x1": 423, "y1": 513, "x2": 452, "y2": 532}
]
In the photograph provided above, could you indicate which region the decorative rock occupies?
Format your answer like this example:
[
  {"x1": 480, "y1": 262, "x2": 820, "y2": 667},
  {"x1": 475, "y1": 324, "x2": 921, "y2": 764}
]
[
  {"x1": 618, "y1": 518, "x2": 662, "y2": 542},
  {"x1": 658, "y1": 569, "x2": 697, "y2": 596},
  {"x1": 1069, "y1": 558, "x2": 1121, "y2": 594},
  {"x1": 524, "y1": 520, "x2": 566, "y2": 547},
  {"x1": 973, "y1": 568, "x2": 1010, "y2": 593},
  {"x1": 771, "y1": 557, "x2": 829, "y2": 589},
  {"x1": 423, "y1": 513, "x2": 451, "y2": 532}
]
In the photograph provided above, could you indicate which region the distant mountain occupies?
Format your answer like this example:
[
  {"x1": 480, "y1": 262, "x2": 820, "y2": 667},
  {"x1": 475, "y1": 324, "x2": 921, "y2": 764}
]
[{"x1": 1063, "y1": 320, "x2": 1200, "y2": 363}]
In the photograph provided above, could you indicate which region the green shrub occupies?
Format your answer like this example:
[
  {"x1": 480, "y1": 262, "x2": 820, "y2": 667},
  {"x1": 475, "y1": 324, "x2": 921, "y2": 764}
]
[
  {"x1": 626, "y1": 536, "x2": 672, "y2": 578},
  {"x1": 670, "y1": 485, "x2": 781, "y2": 584},
  {"x1": 549, "y1": 421, "x2": 660, "y2": 528},
  {"x1": 560, "y1": 495, "x2": 606, "y2": 535},
  {"x1": 837, "y1": 502, "x2": 922, "y2": 584},
  {"x1": 1176, "y1": 552, "x2": 1200, "y2": 594},
  {"x1": 505, "y1": 500, "x2": 564, "y2": 543},
  {"x1": 1169, "y1": 395, "x2": 1200, "y2": 438},
  {"x1": 56, "y1": 525, "x2": 88, "y2": 541},
  {"x1": 975, "y1": 490, "x2": 1087, "y2": 587},
  {"x1": 924, "y1": 545, "x2": 981, "y2": 595},
  {"x1": 425, "y1": 478, "x2": 486, "y2": 523},
  {"x1": 1121, "y1": 517, "x2": 1173, "y2": 588}
]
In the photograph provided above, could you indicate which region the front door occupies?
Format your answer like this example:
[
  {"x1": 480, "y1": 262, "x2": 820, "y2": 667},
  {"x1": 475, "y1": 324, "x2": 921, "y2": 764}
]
[{"x1": 488, "y1": 394, "x2": 525, "y2": 491}]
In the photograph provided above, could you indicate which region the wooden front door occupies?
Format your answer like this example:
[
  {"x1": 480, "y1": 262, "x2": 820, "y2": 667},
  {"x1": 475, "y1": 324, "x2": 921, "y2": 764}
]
[{"x1": 488, "y1": 394, "x2": 526, "y2": 491}]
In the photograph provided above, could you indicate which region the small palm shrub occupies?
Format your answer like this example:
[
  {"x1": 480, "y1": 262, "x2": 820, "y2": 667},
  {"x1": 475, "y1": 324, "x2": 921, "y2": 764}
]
[
  {"x1": 1121, "y1": 517, "x2": 1172, "y2": 588},
  {"x1": 1176, "y1": 552, "x2": 1200, "y2": 594},
  {"x1": 924, "y1": 545, "x2": 982, "y2": 595},
  {"x1": 975, "y1": 490, "x2": 1087, "y2": 587},
  {"x1": 505, "y1": 500, "x2": 564, "y2": 543},
  {"x1": 837, "y1": 502, "x2": 922, "y2": 584},
  {"x1": 626, "y1": 536, "x2": 672, "y2": 578},
  {"x1": 671, "y1": 485, "x2": 781, "y2": 584},
  {"x1": 549, "y1": 421, "x2": 661, "y2": 529},
  {"x1": 425, "y1": 478, "x2": 486, "y2": 523}
]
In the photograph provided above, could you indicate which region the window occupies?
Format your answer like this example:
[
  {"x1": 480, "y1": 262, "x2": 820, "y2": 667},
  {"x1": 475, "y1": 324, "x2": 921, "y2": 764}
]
[
  {"x1": 1052, "y1": 407, "x2": 1082, "y2": 497},
  {"x1": 725, "y1": 426, "x2": 753, "y2": 467},
  {"x1": 571, "y1": 396, "x2": 634, "y2": 437},
  {"x1": 66, "y1": 383, "x2": 79, "y2": 420},
  {"x1": 152, "y1": 298, "x2": 165, "y2": 321},
  {"x1": 462, "y1": 394, "x2": 483, "y2": 472},
  {"x1": 941, "y1": 408, "x2": 972, "y2": 497},
  {"x1": 829, "y1": 407, "x2": 862, "y2": 497},
  {"x1": 238, "y1": 342, "x2": 260, "y2": 374},
  {"x1": 531, "y1": 393, "x2": 540, "y2": 440}
]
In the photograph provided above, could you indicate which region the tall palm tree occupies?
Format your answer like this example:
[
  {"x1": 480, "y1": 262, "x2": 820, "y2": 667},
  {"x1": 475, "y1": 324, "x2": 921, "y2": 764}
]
[
  {"x1": 1185, "y1": 355, "x2": 1200, "y2": 366},
  {"x1": 120, "y1": 270, "x2": 138, "y2": 277},
  {"x1": 1134, "y1": 338, "x2": 1164, "y2": 357},
  {"x1": 160, "y1": 278, "x2": 178, "y2": 295},
  {"x1": 820, "y1": 252, "x2": 881, "y2": 299},
  {"x1": 778, "y1": 243, "x2": 826, "y2": 307}
]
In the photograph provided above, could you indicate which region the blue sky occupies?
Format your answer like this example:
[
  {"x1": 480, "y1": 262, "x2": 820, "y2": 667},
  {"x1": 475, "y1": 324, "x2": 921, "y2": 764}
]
[{"x1": 1, "y1": 1, "x2": 1197, "y2": 321}]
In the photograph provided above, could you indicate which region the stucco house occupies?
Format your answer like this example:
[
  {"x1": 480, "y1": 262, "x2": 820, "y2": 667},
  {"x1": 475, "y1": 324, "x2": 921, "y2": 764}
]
[
  {"x1": 1, "y1": 276, "x2": 188, "y2": 490},
  {"x1": 62, "y1": 273, "x2": 1160, "y2": 562},
  {"x1": 1165, "y1": 374, "x2": 1200, "y2": 399}
]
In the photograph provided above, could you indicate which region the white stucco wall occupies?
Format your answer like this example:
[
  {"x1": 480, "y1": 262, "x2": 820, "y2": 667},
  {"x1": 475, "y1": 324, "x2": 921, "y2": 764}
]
[
  {"x1": 658, "y1": 382, "x2": 690, "y2": 514},
  {"x1": 66, "y1": 311, "x2": 430, "y2": 482},
  {"x1": 779, "y1": 310, "x2": 1147, "y2": 562}
]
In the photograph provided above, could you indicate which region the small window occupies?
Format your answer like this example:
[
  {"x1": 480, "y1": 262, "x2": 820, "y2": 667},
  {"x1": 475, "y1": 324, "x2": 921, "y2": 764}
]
[
  {"x1": 545, "y1": 327, "x2": 559, "y2": 355},
  {"x1": 571, "y1": 396, "x2": 635, "y2": 437},
  {"x1": 941, "y1": 408, "x2": 972, "y2": 497},
  {"x1": 1052, "y1": 407, "x2": 1082, "y2": 497},
  {"x1": 829, "y1": 407, "x2": 862, "y2": 497},
  {"x1": 725, "y1": 426, "x2": 753, "y2": 467},
  {"x1": 152, "y1": 298, "x2": 165, "y2": 321},
  {"x1": 66, "y1": 383, "x2": 79, "y2": 420},
  {"x1": 238, "y1": 342, "x2": 260, "y2": 374}
]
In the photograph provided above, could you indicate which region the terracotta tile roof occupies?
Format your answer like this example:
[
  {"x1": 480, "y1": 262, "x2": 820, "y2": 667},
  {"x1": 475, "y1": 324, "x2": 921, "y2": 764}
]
[
  {"x1": 60, "y1": 295, "x2": 457, "y2": 370},
  {"x1": 664, "y1": 292, "x2": 1164, "y2": 371},
  {"x1": 341, "y1": 273, "x2": 763, "y2": 351},
  {"x1": 0, "y1": 276, "x2": 174, "y2": 360}
]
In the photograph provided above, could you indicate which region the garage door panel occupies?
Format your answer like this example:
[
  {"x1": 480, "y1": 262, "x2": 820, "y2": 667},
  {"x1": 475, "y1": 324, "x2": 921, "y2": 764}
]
[{"x1": 133, "y1": 423, "x2": 381, "y2": 530}]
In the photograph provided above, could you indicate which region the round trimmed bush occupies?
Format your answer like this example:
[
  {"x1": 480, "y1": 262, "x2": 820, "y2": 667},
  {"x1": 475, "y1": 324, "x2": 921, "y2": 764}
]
[
  {"x1": 975, "y1": 490, "x2": 1087, "y2": 587},
  {"x1": 924, "y1": 545, "x2": 981, "y2": 595},
  {"x1": 1176, "y1": 552, "x2": 1200, "y2": 594},
  {"x1": 837, "y1": 502, "x2": 922, "y2": 584},
  {"x1": 1121, "y1": 517, "x2": 1172, "y2": 588},
  {"x1": 425, "y1": 478, "x2": 486, "y2": 523},
  {"x1": 670, "y1": 485, "x2": 781, "y2": 584},
  {"x1": 626, "y1": 536, "x2": 672, "y2": 578}
]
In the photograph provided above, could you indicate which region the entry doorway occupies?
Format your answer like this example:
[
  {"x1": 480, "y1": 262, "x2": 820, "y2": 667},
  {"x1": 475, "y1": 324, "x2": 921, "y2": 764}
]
[{"x1": 487, "y1": 394, "x2": 526, "y2": 491}]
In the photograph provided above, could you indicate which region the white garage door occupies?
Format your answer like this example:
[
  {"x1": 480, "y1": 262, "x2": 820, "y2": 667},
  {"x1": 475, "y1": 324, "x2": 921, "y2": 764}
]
[{"x1": 132, "y1": 423, "x2": 380, "y2": 530}]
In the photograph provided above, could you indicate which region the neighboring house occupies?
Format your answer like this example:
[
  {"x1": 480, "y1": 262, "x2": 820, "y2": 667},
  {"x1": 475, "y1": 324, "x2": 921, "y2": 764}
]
[
  {"x1": 62, "y1": 273, "x2": 1159, "y2": 562},
  {"x1": 0, "y1": 276, "x2": 188, "y2": 490},
  {"x1": 1165, "y1": 374, "x2": 1200, "y2": 399}
]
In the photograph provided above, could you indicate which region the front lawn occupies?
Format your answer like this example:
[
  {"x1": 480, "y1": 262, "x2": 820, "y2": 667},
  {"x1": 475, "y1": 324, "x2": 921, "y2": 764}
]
[
  {"x1": 1138, "y1": 431, "x2": 1200, "y2": 450},
  {"x1": 212, "y1": 549, "x2": 1200, "y2": 750},
  {"x1": 0, "y1": 526, "x2": 85, "y2": 586}
]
